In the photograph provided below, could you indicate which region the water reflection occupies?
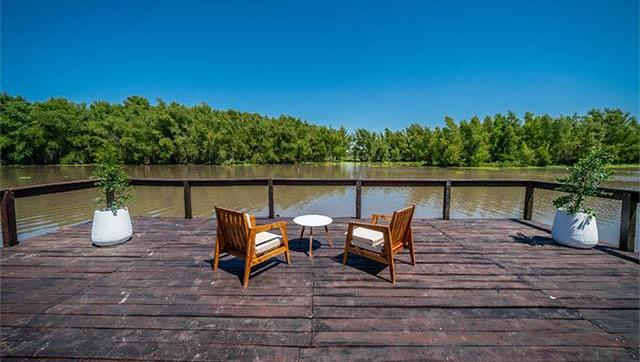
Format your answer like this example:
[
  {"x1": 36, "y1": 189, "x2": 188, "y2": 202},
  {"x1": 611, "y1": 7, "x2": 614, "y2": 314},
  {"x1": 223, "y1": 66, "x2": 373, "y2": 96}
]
[{"x1": 2, "y1": 164, "x2": 638, "y2": 247}]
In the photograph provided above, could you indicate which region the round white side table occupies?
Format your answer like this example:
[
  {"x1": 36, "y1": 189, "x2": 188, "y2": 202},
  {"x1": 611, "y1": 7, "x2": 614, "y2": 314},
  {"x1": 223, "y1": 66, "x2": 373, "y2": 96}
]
[{"x1": 293, "y1": 214, "x2": 333, "y2": 259}]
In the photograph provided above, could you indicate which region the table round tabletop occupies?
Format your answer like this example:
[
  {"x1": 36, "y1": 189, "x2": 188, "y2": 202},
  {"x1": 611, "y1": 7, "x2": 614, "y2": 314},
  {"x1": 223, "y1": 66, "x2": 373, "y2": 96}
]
[{"x1": 293, "y1": 214, "x2": 333, "y2": 227}]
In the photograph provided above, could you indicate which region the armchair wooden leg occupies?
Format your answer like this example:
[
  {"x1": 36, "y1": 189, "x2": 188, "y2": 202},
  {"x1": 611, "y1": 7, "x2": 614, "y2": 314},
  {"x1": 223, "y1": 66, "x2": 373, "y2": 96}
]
[
  {"x1": 343, "y1": 236, "x2": 351, "y2": 265},
  {"x1": 213, "y1": 237, "x2": 220, "y2": 272},
  {"x1": 281, "y1": 232, "x2": 292, "y2": 266},
  {"x1": 242, "y1": 260, "x2": 251, "y2": 288},
  {"x1": 388, "y1": 255, "x2": 396, "y2": 284},
  {"x1": 408, "y1": 233, "x2": 416, "y2": 266}
]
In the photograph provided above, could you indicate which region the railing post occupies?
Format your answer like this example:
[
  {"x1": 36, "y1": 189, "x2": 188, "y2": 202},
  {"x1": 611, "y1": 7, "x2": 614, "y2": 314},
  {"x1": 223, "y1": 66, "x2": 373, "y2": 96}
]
[
  {"x1": 1, "y1": 190, "x2": 18, "y2": 247},
  {"x1": 268, "y1": 179, "x2": 275, "y2": 219},
  {"x1": 183, "y1": 181, "x2": 192, "y2": 219},
  {"x1": 355, "y1": 180, "x2": 362, "y2": 219},
  {"x1": 619, "y1": 191, "x2": 637, "y2": 252},
  {"x1": 443, "y1": 181, "x2": 451, "y2": 220},
  {"x1": 523, "y1": 182, "x2": 534, "y2": 221}
]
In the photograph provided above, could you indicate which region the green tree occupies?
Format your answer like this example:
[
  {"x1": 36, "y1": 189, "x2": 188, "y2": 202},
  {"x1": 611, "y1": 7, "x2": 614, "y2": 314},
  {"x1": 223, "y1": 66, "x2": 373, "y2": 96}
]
[
  {"x1": 352, "y1": 129, "x2": 374, "y2": 161},
  {"x1": 434, "y1": 117, "x2": 464, "y2": 166},
  {"x1": 0, "y1": 94, "x2": 636, "y2": 167},
  {"x1": 405, "y1": 124, "x2": 431, "y2": 163},
  {"x1": 460, "y1": 116, "x2": 490, "y2": 166},
  {"x1": 490, "y1": 113, "x2": 522, "y2": 164}
]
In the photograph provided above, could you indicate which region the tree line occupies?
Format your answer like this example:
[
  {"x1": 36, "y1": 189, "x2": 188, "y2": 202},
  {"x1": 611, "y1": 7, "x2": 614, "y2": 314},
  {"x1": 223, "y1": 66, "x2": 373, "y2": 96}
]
[{"x1": 1, "y1": 94, "x2": 638, "y2": 166}]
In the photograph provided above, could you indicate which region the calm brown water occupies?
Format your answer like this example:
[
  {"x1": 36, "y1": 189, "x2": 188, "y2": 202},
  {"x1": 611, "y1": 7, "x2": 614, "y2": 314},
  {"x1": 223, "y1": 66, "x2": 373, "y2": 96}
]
[{"x1": 1, "y1": 164, "x2": 638, "y2": 248}]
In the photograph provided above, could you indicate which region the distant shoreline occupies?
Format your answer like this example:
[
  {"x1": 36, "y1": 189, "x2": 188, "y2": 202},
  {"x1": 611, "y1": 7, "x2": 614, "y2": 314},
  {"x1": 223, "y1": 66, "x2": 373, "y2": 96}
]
[{"x1": 2, "y1": 162, "x2": 639, "y2": 170}]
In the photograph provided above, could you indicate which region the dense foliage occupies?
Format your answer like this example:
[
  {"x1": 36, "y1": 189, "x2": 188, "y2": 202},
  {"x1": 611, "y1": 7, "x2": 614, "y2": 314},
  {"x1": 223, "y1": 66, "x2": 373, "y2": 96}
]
[
  {"x1": 1, "y1": 94, "x2": 638, "y2": 166},
  {"x1": 94, "y1": 145, "x2": 133, "y2": 213},
  {"x1": 553, "y1": 151, "x2": 613, "y2": 216}
]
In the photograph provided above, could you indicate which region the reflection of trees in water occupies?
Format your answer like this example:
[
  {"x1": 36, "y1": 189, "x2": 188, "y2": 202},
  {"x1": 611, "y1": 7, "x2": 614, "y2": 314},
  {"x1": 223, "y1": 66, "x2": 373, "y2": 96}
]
[
  {"x1": 187, "y1": 185, "x2": 355, "y2": 217},
  {"x1": 404, "y1": 187, "x2": 440, "y2": 210},
  {"x1": 191, "y1": 187, "x2": 267, "y2": 217},
  {"x1": 362, "y1": 187, "x2": 523, "y2": 219},
  {"x1": 3, "y1": 165, "x2": 96, "y2": 187},
  {"x1": 362, "y1": 187, "x2": 441, "y2": 218},
  {"x1": 452, "y1": 187, "x2": 523, "y2": 218},
  {"x1": 126, "y1": 164, "x2": 356, "y2": 180},
  {"x1": 363, "y1": 187, "x2": 525, "y2": 219},
  {"x1": 275, "y1": 186, "x2": 353, "y2": 217},
  {"x1": 131, "y1": 187, "x2": 186, "y2": 217},
  {"x1": 117, "y1": 186, "x2": 353, "y2": 218},
  {"x1": 4, "y1": 163, "x2": 638, "y2": 190},
  {"x1": 14, "y1": 189, "x2": 96, "y2": 240}
]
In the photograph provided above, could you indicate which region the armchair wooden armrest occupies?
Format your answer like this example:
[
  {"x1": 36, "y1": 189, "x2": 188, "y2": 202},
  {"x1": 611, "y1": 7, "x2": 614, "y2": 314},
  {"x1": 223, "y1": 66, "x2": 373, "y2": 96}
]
[
  {"x1": 247, "y1": 221, "x2": 289, "y2": 257},
  {"x1": 250, "y1": 221, "x2": 287, "y2": 235},
  {"x1": 347, "y1": 221, "x2": 390, "y2": 234},
  {"x1": 371, "y1": 213, "x2": 393, "y2": 224}
]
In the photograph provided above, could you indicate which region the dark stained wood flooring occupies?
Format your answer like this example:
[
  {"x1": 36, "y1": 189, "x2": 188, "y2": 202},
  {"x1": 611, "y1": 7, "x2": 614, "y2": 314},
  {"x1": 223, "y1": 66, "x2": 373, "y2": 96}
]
[{"x1": 1, "y1": 217, "x2": 638, "y2": 361}]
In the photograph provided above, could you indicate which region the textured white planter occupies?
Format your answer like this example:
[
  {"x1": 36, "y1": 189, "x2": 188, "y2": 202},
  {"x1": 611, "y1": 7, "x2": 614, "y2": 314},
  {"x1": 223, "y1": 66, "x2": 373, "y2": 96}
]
[
  {"x1": 91, "y1": 208, "x2": 133, "y2": 246},
  {"x1": 551, "y1": 209, "x2": 598, "y2": 249}
]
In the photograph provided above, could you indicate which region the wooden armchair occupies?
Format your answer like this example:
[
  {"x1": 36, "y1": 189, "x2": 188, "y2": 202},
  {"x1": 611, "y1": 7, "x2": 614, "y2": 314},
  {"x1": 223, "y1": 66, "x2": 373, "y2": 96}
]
[
  {"x1": 213, "y1": 207, "x2": 291, "y2": 288},
  {"x1": 343, "y1": 205, "x2": 416, "y2": 283}
]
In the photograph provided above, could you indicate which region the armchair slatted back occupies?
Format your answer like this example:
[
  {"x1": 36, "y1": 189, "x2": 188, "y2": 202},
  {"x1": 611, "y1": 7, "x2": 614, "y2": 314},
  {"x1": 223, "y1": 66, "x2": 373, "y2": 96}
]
[
  {"x1": 389, "y1": 205, "x2": 415, "y2": 250},
  {"x1": 215, "y1": 207, "x2": 250, "y2": 255}
]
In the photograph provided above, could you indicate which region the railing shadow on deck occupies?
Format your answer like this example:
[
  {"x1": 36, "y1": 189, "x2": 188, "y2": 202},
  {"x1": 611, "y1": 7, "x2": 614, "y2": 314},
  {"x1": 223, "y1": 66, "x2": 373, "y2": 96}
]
[{"x1": 1, "y1": 178, "x2": 638, "y2": 252}]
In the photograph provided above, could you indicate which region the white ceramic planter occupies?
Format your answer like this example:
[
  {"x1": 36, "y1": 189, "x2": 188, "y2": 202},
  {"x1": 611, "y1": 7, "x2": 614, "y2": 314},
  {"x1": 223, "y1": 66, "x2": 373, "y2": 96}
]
[
  {"x1": 91, "y1": 207, "x2": 133, "y2": 246},
  {"x1": 551, "y1": 209, "x2": 598, "y2": 249}
]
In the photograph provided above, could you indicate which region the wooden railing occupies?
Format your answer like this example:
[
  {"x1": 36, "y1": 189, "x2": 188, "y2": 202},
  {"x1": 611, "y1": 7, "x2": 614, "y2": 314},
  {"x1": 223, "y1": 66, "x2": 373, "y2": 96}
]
[{"x1": 1, "y1": 178, "x2": 638, "y2": 252}]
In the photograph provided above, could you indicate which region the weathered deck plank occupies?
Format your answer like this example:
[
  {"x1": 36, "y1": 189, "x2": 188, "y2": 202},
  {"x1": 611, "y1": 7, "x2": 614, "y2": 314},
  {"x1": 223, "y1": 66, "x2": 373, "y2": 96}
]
[{"x1": 1, "y1": 217, "x2": 638, "y2": 361}]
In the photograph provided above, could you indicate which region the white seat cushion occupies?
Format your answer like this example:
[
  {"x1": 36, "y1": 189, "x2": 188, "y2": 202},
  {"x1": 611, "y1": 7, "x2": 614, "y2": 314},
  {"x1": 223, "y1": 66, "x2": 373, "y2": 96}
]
[
  {"x1": 346, "y1": 227, "x2": 385, "y2": 252},
  {"x1": 351, "y1": 238, "x2": 383, "y2": 253},
  {"x1": 254, "y1": 231, "x2": 282, "y2": 254},
  {"x1": 352, "y1": 227, "x2": 384, "y2": 245}
]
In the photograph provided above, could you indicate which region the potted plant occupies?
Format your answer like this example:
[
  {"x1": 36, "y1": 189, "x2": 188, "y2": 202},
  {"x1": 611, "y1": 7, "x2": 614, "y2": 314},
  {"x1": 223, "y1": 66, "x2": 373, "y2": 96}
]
[
  {"x1": 551, "y1": 150, "x2": 613, "y2": 249},
  {"x1": 91, "y1": 145, "x2": 134, "y2": 246}
]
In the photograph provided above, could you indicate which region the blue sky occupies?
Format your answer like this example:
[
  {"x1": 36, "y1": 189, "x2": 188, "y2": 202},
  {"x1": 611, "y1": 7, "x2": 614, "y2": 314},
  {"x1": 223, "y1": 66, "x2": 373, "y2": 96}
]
[{"x1": 1, "y1": 0, "x2": 638, "y2": 130}]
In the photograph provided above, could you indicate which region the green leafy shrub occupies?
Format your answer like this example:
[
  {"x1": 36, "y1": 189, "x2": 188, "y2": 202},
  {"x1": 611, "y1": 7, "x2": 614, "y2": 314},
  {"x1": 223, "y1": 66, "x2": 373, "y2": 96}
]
[
  {"x1": 553, "y1": 150, "x2": 613, "y2": 216},
  {"x1": 94, "y1": 145, "x2": 133, "y2": 214}
]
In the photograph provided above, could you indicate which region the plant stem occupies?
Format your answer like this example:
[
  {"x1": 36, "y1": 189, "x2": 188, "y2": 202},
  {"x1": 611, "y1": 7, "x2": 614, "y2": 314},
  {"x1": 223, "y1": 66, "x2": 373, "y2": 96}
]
[{"x1": 106, "y1": 190, "x2": 114, "y2": 209}]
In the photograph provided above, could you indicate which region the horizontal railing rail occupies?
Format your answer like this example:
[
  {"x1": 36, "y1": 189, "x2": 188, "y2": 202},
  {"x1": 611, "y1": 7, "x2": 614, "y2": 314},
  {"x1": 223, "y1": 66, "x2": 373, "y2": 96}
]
[{"x1": 1, "y1": 178, "x2": 637, "y2": 251}]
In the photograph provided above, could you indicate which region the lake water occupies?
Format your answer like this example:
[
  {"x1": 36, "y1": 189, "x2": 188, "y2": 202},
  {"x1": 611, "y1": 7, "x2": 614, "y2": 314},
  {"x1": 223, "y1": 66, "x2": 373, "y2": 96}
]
[{"x1": 1, "y1": 164, "x2": 638, "y2": 248}]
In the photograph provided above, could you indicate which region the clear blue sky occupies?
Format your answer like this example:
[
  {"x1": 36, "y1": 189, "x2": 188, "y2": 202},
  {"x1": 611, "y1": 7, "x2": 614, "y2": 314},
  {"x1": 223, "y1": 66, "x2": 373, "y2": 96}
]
[{"x1": 1, "y1": 0, "x2": 638, "y2": 130}]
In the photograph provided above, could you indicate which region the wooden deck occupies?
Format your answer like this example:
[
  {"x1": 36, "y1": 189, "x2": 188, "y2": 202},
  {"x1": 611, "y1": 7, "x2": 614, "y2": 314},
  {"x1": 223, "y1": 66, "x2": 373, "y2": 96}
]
[{"x1": 1, "y1": 217, "x2": 638, "y2": 361}]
